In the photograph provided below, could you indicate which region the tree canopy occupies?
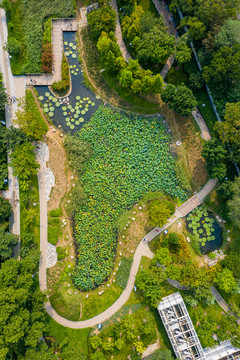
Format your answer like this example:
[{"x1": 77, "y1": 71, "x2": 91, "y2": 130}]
[
  {"x1": 161, "y1": 83, "x2": 197, "y2": 117},
  {"x1": 0, "y1": 256, "x2": 47, "y2": 359},
  {"x1": 87, "y1": 5, "x2": 117, "y2": 41},
  {"x1": 13, "y1": 90, "x2": 48, "y2": 141},
  {"x1": 137, "y1": 27, "x2": 175, "y2": 67},
  {"x1": 202, "y1": 138, "x2": 228, "y2": 179},
  {"x1": 0, "y1": 196, "x2": 11, "y2": 224},
  {"x1": 10, "y1": 142, "x2": 39, "y2": 191}
]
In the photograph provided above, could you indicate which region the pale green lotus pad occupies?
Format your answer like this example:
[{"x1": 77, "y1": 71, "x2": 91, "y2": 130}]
[
  {"x1": 79, "y1": 117, "x2": 84, "y2": 122},
  {"x1": 72, "y1": 45, "x2": 77, "y2": 50},
  {"x1": 75, "y1": 120, "x2": 80, "y2": 125},
  {"x1": 76, "y1": 96, "x2": 80, "y2": 100},
  {"x1": 65, "y1": 51, "x2": 69, "y2": 56},
  {"x1": 69, "y1": 42, "x2": 73, "y2": 47},
  {"x1": 68, "y1": 105, "x2": 72, "y2": 109},
  {"x1": 44, "y1": 108, "x2": 49, "y2": 113},
  {"x1": 66, "y1": 117, "x2": 70, "y2": 122},
  {"x1": 56, "y1": 102, "x2": 60, "y2": 107},
  {"x1": 71, "y1": 118, "x2": 75, "y2": 122},
  {"x1": 76, "y1": 110, "x2": 80, "y2": 114},
  {"x1": 81, "y1": 110, "x2": 86, "y2": 115},
  {"x1": 45, "y1": 92, "x2": 50, "y2": 97},
  {"x1": 70, "y1": 124, "x2": 75, "y2": 130},
  {"x1": 52, "y1": 97, "x2": 57, "y2": 102},
  {"x1": 96, "y1": 95, "x2": 101, "y2": 99},
  {"x1": 72, "y1": 54, "x2": 77, "y2": 58},
  {"x1": 49, "y1": 95, "x2": 53, "y2": 100},
  {"x1": 50, "y1": 107, "x2": 55, "y2": 112},
  {"x1": 91, "y1": 102, "x2": 95, "y2": 106},
  {"x1": 63, "y1": 112, "x2": 68, "y2": 116},
  {"x1": 39, "y1": 96, "x2": 44, "y2": 101},
  {"x1": 64, "y1": 41, "x2": 68, "y2": 45},
  {"x1": 70, "y1": 108, "x2": 75, "y2": 113},
  {"x1": 49, "y1": 112, "x2": 54, "y2": 117},
  {"x1": 43, "y1": 103, "x2": 48, "y2": 107}
]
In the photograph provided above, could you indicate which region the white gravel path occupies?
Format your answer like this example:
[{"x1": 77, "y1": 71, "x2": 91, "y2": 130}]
[
  {"x1": 35, "y1": 142, "x2": 55, "y2": 202},
  {"x1": 46, "y1": 242, "x2": 58, "y2": 268}
]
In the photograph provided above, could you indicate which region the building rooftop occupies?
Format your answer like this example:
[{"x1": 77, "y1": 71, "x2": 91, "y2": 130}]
[
  {"x1": 204, "y1": 341, "x2": 240, "y2": 360},
  {"x1": 158, "y1": 292, "x2": 206, "y2": 360},
  {"x1": 158, "y1": 293, "x2": 240, "y2": 360}
]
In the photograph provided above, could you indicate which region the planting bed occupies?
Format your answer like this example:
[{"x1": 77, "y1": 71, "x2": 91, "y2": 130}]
[
  {"x1": 36, "y1": 32, "x2": 101, "y2": 133},
  {"x1": 74, "y1": 106, "x2": 186, "y2": 291},
  {"x1": 186, "y1": 206, "x2": 222, "y2": 254}
]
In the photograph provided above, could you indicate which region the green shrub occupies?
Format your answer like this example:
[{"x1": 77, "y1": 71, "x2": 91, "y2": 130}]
[
  {"x1": 51, "y1": 54, "x2": 70, "y2": 96},
  {"x1": 116, "y1": 257, "x2": 132, "y2": 289},
  {"x1": 49, "y1": 209, "x2": 60, "y2": 217},
  {"x1": 208, "y1": 252, "x2": 216, "y2": 259},
  {"x1": 57, "y1": 246, "x2": 67, "y2": 260},
  {"x1": 148, "y1": 199, "x2": 175, "y2": 227},
  {"x1": 48, "y1": 226, "x2": 59, "y2": 245}
]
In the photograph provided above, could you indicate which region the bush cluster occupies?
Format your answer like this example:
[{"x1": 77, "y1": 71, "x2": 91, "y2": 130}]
[{"x1": 52, "y1": 54, "x2": 70, "y2": 95}]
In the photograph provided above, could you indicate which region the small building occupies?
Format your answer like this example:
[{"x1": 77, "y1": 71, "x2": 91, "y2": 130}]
[
  {"x1": 157, "y1": 293, "x2": 240, "y2": 360},
  {"x1": 204, "y1": 341, "x2": 240, "y2": 360},
  {"x1": 158, "y1": 292, "x2": 206, "y2": 360}
]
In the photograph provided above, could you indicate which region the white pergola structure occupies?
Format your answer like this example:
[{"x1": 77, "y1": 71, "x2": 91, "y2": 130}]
[
  {"x1": 204, "y1": 341, "x2": 240, "y2": 360},
  {"x1": 158, "y1": 292, "x2": 206, "y2": 360},
  {"x1": 158, "y1": 293, "x2": 240, "y2": 360}
]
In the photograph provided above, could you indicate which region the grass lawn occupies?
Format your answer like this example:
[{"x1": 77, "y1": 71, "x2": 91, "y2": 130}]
[
  {"x1": 50, "y1": 280, "x2": 122, "y2": 321},
  {"x1": 45, "y1": 313, "x2": 91, "y2": 357}
]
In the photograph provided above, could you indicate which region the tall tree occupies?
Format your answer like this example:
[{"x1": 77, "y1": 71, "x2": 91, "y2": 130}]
[
  {"x1": 215, "y1": 102, "x2": 240, "y2": 145},
  {"x1": 13, "y1": 90, "x2": 48, "y2": 141},
  {"x1": 214, "y1": 268, "x2": 237, "y2": 293},
  {"x1": 87, "y1": 5, "x2": 117, "y2": 41},
  {"x1": 0, "y1": 255, "x2": 47, "y2": 359},
  {"x1": 227, "y1": 177, "x2": 240, "y2": 227},
  {"x1": 0, "y1": 196, "x2": 11, "y2": 223},
  {"x1": 215, "y1": 19, "x2": 240, "y2": 48},
  {"x1": 10, "y1": 142, "x2": 39, "y2": 191},
  {"x1": 0, "y1": 225, "x2": 18, "y2": 264},
  {"x1": 202, "y1": 138, "x2": 227, "y2": 179},
  {"x1": 161, "y1": 84, "x2": 197, "y2": 117},
  {"x1": 137, "y1": 27, "x2": 175, "y2": 67}
]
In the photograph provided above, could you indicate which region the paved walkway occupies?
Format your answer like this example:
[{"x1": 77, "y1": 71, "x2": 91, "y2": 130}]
[
  {"x1": 192, "y1": 107, "x2": 211, "y2": 141},
  {"x1": 37, "y1": 156, "x2": 48, "y2": 292},
  {"x1": 26, "y1": 19, "x2": 77, "y2": 86},
  {"x1": 0, "y1": 9, "x2": 22, "y2": 248},
  {"x1": 111, "y1": 0, "x2": 132, "y2": 62},
  {"x1": 151, "y1": 0, "x2": 177, "y2": 79}
]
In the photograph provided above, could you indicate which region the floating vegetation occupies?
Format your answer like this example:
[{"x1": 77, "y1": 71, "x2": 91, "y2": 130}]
[
  {"x1": 73, "y1": 106, "x2": 186, "y2": 290},
  {"x1": 186, "y1": 206, "x2": 222, "y2": 249}
]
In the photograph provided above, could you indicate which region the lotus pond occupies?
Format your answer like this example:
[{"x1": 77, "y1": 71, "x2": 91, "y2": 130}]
[
  {"x1": 36, "y1": 32, "x2": 102, "y2": 133},
  {"x1": 74, "y1": 106, "x2": 187, "y2": 291},
  {"x1": 186, "y1": 206, "x2": 222, "y2": 254}
]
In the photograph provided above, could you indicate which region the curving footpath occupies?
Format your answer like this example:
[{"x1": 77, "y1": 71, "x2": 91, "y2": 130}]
[{"x1": 40, "y1": 178, "x2": 217, "y2": 328}]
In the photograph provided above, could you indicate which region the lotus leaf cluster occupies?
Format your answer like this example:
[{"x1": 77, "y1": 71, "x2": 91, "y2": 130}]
[
  {"x1": 38, "y1": 93, "x2": 97, "y2": 129},
  {"x1": 74, "y1": 106, "x2": 187, "y2": 291},
  {"x1": 186, "y1": 206, "x2": 217, "y2": 246}
]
